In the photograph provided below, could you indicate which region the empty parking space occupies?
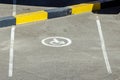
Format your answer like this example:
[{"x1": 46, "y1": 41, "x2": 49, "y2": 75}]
[
  {"x1": 6, "y1": 13, "x2": 111, "y2": 80},
  {"x1": 0, "y1": 1, "x2": 120, "y2": 79}
]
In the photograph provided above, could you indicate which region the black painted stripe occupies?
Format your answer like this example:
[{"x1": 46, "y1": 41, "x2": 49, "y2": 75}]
[
  {"x1": 46, "y1": 7, "x2": 72, "y2": 19},
  {"x1": 0, "y1": 16, "x2": 16, "y2": 27}
]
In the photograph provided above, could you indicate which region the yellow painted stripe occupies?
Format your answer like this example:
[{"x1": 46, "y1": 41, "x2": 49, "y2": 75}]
[
  {"x1": 71, "y1": 3, "x2": 100, "y2": 15},
  {"x1": 16, "y1": 10, "x2": 48, "y2": 25}
]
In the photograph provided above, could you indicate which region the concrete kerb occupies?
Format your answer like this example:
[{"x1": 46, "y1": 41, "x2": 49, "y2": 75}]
[
  {"x1": 0, "y1": 0, "x2": 118, "y2": 27},
  {"x1": 45, "y1": 7, "x2": 72, "y2": 19},
  {"x1": 0, "y1": 16, "x2": 16, "y2": 27}
]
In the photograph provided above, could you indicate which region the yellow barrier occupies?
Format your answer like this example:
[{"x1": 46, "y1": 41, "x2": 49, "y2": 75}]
[
  {"x1": 16, "y1": 10, "x2": 48, "y2": 24},
  {"x1": 71, "y1": 3, "x2": 100, "y2": 15}
]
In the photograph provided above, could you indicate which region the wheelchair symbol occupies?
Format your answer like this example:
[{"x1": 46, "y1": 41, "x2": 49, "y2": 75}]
[{"x1": 41, "y1": 37, "x2": 72, "y2": 47}]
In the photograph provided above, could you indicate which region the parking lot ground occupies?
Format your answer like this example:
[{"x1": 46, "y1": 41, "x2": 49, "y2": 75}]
[
  {"x1": 0, "y1": 6, "x2": 120, "y2": 80},
  {"x1": 98, "y1": 13, "x2": 120, "y2": 80},
  {"x1": 16, "y1": 5, "x2": 55, "y2": 14},
  {"x1": 0, "y1": 4, "x2": 12, "y2": 17},
  {"x1": 0, "y1": 27, "x2": 11, "y2": 80},
  {"x1": 9, "y1": 13, "x2": 112, "y2": 80}
]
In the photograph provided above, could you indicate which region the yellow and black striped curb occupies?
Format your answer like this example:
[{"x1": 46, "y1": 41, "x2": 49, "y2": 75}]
[{"x1": 0, "y1": 0, "x2": 119, "y2": 27}]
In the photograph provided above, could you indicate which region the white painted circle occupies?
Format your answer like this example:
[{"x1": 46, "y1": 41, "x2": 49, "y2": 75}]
[{"x1": 41, "y1": 37, "x2": 72, "y2": 47}]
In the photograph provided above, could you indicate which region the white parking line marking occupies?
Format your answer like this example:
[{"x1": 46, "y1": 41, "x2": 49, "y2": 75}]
[
  {"x1": 12, "y1": 0, "x2": 16, "y2": 16},
  {"x1": 8, "y1": 0, "x2": 16, "y2": 77},
  {"x1": 96, "y1": 15, "x2": 112, "y2": 74},
  {"x1": 8, "y1": 26, "x2": 15, "y2": 77}
]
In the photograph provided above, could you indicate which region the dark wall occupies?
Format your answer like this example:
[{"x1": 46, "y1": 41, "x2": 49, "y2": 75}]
[{"x1": 0, "y1": 0, "x2": 96, "y2": 7}]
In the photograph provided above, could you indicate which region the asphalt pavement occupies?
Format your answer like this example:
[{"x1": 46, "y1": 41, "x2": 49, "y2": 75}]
[{"x1": 0, "y1": 2, "x2": 120, "y2": 80}]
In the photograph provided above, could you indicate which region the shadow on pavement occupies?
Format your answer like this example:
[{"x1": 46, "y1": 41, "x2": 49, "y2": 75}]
[
  {"x1": 0, "y1": 0, "x2": 95, "y2": 7},
  {"x1": 92, "y1": 0, "x2": 120, "y2": 14},
  {"x1": 94, "y1": 6, "x2": 120, "y2": 14}
]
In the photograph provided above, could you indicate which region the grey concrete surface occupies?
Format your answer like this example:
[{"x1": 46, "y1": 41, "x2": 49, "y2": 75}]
[
  {"x1": 0, "y1": 6, "x2": 120, "y2": 80},
  {"x1": 98, "y1": 13, "x2": 120, "y2": 80},
  {"x1": 10, "y1": 13, "x2": 110, "y2": 80},
  {"x1": 16, "y1": 5, "x2": 55, "y2": 14},
  {"x1": 0, "y1": 3, "x2": 55, "y2": 16},
  {"x1": 0, "y1": 27, "x2": 11, "y2": 80},
  {"x1": 0, "y1": 4, "x2": 12, "y2": 17},
  {"x1": 0, "y1": 0, "x2": 96, "y2": 15}
]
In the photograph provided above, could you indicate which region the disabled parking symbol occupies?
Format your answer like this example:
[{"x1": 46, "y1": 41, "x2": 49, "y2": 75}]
[{"x1": 41, "y1": 37, "x2": 72, "y2": 47}]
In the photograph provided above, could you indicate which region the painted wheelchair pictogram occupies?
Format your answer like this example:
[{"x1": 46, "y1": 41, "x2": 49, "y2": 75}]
[{"x1": 41, "y1": 37, "x2": 72, "y2": 47}]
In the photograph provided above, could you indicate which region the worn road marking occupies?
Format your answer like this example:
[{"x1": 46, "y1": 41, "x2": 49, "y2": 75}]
[
  {"x1": 12, "y1": 0, "x2": 16, "y2": 16},
  {"x1": 8, "y1": 26, "x2": 15, "y2": 77},
  {"x1": 96, "y1": 15, "x2": 112, "y2": 74},
  {"x1": 8, "y1": 0, "x2": 16, "y2": 77}
]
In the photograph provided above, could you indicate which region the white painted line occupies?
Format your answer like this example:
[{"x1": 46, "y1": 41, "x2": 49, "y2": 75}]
[
  {"x1": 96, "y1": 16, "x2": 112, "y2": 74},
  {"x1": 8, "y1": 26, "x2": 16, "y2": 77},
  {"x1": 8, "y1": 0, "x2": 16, "y2": 77},
  {"x1": 12, "y1": 0, "x2": 16, "y2": 16}
]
